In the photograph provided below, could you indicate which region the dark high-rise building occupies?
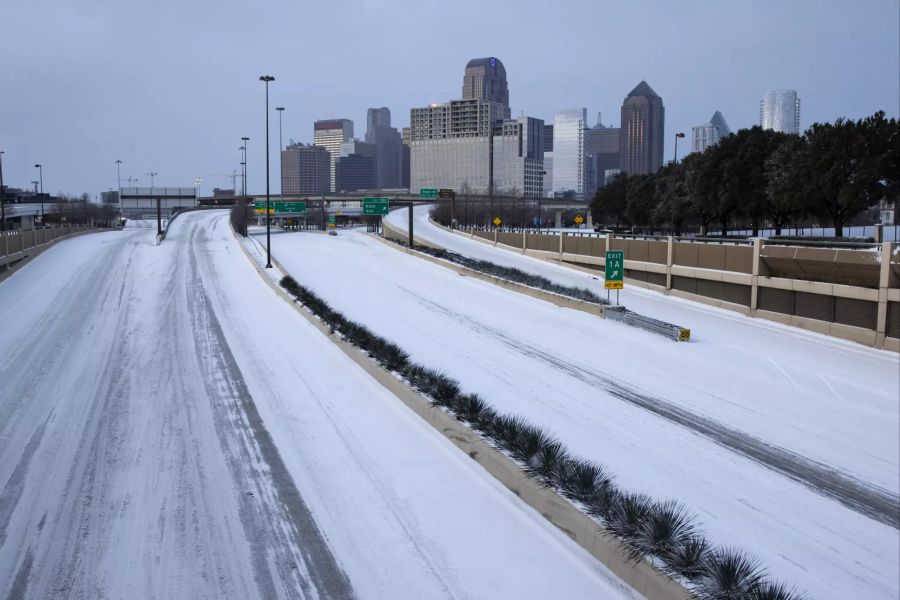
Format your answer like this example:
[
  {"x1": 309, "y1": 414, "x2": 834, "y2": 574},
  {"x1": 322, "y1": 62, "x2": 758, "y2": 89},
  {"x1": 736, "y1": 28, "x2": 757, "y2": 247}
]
[
  {"x1": 282, "y1": 143, "x2": 330, "y2": 194},
  {"x1": 543, "y1": 124, "x2": 554, "y2": 153},
  {"x1": 400, "y1": 127, "x2": 411, "y2": 189},
  {"x1": 585, "y1": 116, "x2": 620, "y2": 188},
  {"x1": 620, "y1": 81, "x2": 664, "y2": 175},
  {"x1": 366, "y1": 107, "x2": 391, "y2": 137},
  {"x1": 335, "y1": 154, "x2": 376, "y2": 192},
  {"x1": 462, "y1": 57, "x2": 510, "y2": 110},
  {"x1": 365, "y1": 107, "x2": 402, "y2": 189}
]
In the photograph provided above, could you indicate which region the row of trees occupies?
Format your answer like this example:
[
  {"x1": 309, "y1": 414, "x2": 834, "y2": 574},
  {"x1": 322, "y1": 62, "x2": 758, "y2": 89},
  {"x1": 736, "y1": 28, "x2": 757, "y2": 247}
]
[{"x1": 592, "y1": 112, "x2": 898, "y2": 237}]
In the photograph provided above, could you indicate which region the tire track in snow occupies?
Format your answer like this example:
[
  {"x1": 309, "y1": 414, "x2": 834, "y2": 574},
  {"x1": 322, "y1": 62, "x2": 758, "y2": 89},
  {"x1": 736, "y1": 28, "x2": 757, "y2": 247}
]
[
  {"x1": 408, "y1": 291, "x2": 900, "y2": 529},
  {"x1": 186, "y1": 220, "x2": 356, "y2": 600}
]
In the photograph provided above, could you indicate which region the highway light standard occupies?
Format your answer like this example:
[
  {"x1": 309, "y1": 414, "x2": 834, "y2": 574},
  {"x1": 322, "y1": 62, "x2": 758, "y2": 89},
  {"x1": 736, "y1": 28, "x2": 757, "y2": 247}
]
[
  {"x1": 34, "y1": 163, "x2": 44, "y2": 224},
  {"x1": 259, "y1": 75, "x2": 275, "y2": 269},
  {"x1": 0, "y1": 151, "x2": 6, "y2": 232},
  {"x1": 241, "y1": 137, "x2": 249, "y2": 197},
  {"x1": 673, "y1": 132, "x2": 685, "y2": 164},
  {"x1": 276, "y1": 106, "x2": 285, "y2": 201},
  {"x1": 115, "y1": 159, "x2": 122, "y2": 191}
]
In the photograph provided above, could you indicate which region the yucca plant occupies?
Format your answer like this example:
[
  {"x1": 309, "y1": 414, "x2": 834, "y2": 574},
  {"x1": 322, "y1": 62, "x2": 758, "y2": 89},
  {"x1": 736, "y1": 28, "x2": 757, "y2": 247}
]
[
  {"x1": 529, "y1": 438, "x2": 569, "y2": 484},
  {"x1": 456, "y1": 393, "x2": 497, "y2": 431},
  {"x1": 509, "y1": 424, "x2": 554, "y2": 465},
  {"x1": 633, "y1": 500, "x2": 696, "y2": 563},
  {"x1": 606, "y1": 493, "x2": 653, "y2": 546},
  {"x1": 558, "y1": 460, "x2": 614, "y2": 504},
  {"x1": 665, "y1": 535, "x2": 711, "y2": 580},
  {"x1": 747, "y1": 581, "x2": 806, "y2": 600},
  {"x1": 584, "y1": 482, "x2": 622, "y2": 522},
  {"x1": 696, "y1": 547, "x2": 766, "y2": 600}
]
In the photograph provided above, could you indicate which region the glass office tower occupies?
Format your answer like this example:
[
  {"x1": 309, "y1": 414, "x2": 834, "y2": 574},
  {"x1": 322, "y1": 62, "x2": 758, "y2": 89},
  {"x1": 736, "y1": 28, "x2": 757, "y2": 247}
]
[{"x1": 552, "y1": 109, "x2": 589, "y2": 199}]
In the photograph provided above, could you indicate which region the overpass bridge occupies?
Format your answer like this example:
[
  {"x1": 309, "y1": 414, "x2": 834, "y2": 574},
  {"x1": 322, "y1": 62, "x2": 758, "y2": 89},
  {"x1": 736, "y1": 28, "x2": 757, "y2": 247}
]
[{"x1": 199, "y1": 192, "x2": 593, "y2": 226}]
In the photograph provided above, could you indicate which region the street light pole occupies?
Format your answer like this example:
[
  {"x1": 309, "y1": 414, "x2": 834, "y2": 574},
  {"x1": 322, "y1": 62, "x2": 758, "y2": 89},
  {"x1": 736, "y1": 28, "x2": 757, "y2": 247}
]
[
  {"x1": 673, "y1": 132, "x2": 685, "y2": 164},
  {"x1": 276, "y1": 106, "x2": 285, "y2": 201},
  {"x1": 115, "y1": 159, "x2": 122, "y2": 191},
  {"x1": 259, "y1": 75, "x2": 275, "y2": 269},
  {"x1": 0, "y1": 151, "x2": 6, "y2": 232},
  {"x1": 241, "y1": 137, "x2": 250, "y2": 197},
  {"x1": 34, "y1": 164, "x2": 43, "y2": 223}
]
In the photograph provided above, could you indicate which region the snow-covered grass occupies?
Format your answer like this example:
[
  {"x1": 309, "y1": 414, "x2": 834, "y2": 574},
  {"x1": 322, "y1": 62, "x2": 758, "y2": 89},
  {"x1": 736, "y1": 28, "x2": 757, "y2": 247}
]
[{"x1": 277, "y1": 272, "x2": 804, "y2": 600}]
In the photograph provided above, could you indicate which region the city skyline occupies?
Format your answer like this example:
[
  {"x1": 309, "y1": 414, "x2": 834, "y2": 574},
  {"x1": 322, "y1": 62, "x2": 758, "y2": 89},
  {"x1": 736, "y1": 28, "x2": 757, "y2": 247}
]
[{"x1": 0, "y1": 0, "x2": 897, "y2": 195}]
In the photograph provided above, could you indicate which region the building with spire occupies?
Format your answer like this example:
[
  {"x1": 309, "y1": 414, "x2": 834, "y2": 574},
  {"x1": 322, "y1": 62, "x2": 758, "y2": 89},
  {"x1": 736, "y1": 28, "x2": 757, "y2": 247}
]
[
  {"x1": 620, "y1": 81, "x2": 665, "y2": 175},
  {"x1": 692, "y1": 111, "x2": 731, "y2": 153}
]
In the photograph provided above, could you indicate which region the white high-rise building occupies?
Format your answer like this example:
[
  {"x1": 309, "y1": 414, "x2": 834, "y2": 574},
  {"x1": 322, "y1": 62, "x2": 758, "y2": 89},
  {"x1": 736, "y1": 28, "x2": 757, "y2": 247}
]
[
  {"x1": 692, "y1": 111, "x2": 732, "y2": 153},
  {"x1": 760, "y1": 90, "x2": 801, "y2": 134},
  {"x1": 313, "y1": 119, "x2": 354, "y2": 191},
  {"x1": 552, "y1": 109, "x2": 590, "y2": 200}
]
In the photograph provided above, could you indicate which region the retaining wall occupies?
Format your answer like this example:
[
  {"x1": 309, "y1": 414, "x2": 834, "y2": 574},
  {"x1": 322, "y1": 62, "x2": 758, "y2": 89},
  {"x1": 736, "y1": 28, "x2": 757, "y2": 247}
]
[{"x1": 441, "y1": 223, "x2": 900, "y2": 351}]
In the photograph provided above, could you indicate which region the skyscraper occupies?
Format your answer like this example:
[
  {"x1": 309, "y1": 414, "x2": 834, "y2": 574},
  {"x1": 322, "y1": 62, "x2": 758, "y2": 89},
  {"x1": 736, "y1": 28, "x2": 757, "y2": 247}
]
[
  {"x1": 365, "y1": 107, "x2": 402, "y2": 189},
  {"x1": 281, "y1": 143, "x2": 330, "y2": 195},
  {"x1": 462, "y1": 57, "x2": 510, "y2": 111},
  {"x1": 620, "y1": 81, "x2": 665, "y2": 175},
  {"x1": 313, "y1": 119, "x2": 354, "y2": 192},
  {"x1": 585, "y1": 115, "x2": 620, "y2": 189},
  {"x1": 692, "y1": 111, "x2": 731, "y2": 153},
  {"x1": 760, "y1": 90, "x2": 801, "y2": 134},
  {"x1": 366, "y1": 107, "x2": 391, "y2": 139},
  {"x1": 552, "y1": 109, "x2": 590, "y2": 199}
]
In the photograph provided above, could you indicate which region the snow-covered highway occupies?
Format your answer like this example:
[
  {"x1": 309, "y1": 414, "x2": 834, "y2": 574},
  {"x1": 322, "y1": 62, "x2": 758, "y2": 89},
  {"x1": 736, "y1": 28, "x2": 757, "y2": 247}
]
[
  {"x1": 263, "y1": 212, "x2": 900, "y2": 600},
  {"x1": 0, "y1": 211, "x2": 637, "y2": 599}
]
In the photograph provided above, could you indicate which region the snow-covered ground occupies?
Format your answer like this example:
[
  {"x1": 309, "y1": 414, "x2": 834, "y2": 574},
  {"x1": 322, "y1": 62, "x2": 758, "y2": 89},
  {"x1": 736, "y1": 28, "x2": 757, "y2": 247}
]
[
  {"x1": 0, "y1": 210, "x2": 636, "y2": 599},
  {"x1": 262, "y1": 212, "x2": 900, "y2": 600}
]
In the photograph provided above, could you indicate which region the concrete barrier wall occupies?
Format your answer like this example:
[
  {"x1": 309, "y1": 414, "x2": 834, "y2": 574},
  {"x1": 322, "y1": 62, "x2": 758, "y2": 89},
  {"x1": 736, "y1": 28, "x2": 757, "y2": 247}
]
[
  {"x1": 445, "y1": 223, "x2": 899, "y2": 351},
  {"x1": 1, "y1": 224, "x2": 105, "y2": 270}
]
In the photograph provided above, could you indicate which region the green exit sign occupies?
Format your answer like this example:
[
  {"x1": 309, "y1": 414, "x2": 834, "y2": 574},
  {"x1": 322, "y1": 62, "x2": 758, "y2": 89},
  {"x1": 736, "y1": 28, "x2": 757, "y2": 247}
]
[
  {"x1": 605, "y1": 250, "x2": 624, "y2": 289},
  {"x1": 419, "y1": 188, "x2": 438, "y2": 199},
  {"x1": 363, "y1": 197, "x2": 390, "y2": 216},
  {"x1": 276, "y1": 201, "x2": 306, "y2": 213}
]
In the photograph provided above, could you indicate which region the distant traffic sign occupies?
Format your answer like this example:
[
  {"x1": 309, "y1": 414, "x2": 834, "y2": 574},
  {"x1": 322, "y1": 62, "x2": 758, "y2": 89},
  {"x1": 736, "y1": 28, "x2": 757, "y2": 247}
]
[
  {"x1": 419, "y1": 188, "x2": 438, "y2": 199},
  {"x1": 605, "y1": 250, "x2": 624, "y2": 289},
  {"x1": 254, "y1": 200, "x2": 306, "y2": 213},
  {"x1": 327, "y1": 214, "x2": 336, "y2": 228},
  {"x1": 574, "y1": 214, "x2": 584, "y2": 225},
  {"x1": 493, "y1": 216, "x2": 501, "y2": 226},
  {"x1": 439, "y1": 189, "x2": 455, "y2": 199},
  {"x1": 363, "y1": 197, "x2": 390, "y2": 216},
  {"x1": 277, "y1": 201, "x2": 306, "y2": 213}
]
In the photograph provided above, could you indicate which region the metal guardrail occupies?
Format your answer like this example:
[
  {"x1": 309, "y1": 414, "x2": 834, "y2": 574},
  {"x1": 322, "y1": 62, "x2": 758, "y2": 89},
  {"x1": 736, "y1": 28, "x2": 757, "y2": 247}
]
[{"x1": 605, "y1": 306, "x2": 691, "y2": 342}]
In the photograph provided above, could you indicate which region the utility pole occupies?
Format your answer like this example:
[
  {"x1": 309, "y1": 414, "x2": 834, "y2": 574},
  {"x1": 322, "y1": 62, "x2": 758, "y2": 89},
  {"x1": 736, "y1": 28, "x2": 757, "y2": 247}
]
[
  {"x1": 147, "y1": 171, "x2": 160, "y2": 235},
  {"x1": 0, "y1": 151, "x2": 6, "y2": 232},
  {"x1": 241, "y1": 137, "x2": 250, "y2": 197},
  {"x1": 34, "y1": 164, "x2": 44, "y2": 224},
  {"x1": 259, "y1": 75, "x2": 275, "y2": 268}
]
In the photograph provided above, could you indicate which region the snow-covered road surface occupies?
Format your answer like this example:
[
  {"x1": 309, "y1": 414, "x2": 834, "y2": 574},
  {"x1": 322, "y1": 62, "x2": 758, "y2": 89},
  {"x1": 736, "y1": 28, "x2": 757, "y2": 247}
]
[
  {"x1": 0, "y1": 211, "x2": 637, "y2": 599},
  {"x1": 264, "y1": 218, "x2": 900, "y2": 600}
]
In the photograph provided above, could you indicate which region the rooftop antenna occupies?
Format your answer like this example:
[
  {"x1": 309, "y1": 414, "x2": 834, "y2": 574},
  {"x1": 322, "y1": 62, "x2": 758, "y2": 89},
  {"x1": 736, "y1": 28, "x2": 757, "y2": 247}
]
[{"x1": 597, "y1": 112, "x2": 602, "y2": 127}]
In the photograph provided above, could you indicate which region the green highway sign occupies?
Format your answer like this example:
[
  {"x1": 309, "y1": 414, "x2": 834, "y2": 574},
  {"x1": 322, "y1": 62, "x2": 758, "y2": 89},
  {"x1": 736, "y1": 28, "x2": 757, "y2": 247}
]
[
  {"x1": 419, "y1": 188, "x2": 438, "y2": 199},
  {"x1": 327, "y1": 214, "x2": 336, "y2": 227},
  {"x1": 363, "y1": 197, "x2": 390, "y2": 216},
  {"x1": 276, "y1": 201, "x2": 306, "y2": 213},
  {"x1": 253, "y1": 200, "x2": 307, "y2": 213},
  {"x1": 605, "y1": 250, "x2": 624, "y2": 290}
]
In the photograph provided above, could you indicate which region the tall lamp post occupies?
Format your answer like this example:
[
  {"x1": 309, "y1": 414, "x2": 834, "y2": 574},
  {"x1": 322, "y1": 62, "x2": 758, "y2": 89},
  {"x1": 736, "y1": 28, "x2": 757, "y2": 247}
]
[
  {"x1": 241, "y1": 136, "x2": 250, "y2": 197},
  {"x1": 259, "y1": 75, "x2": 275, "y2": 269},
  {"x1": 34, "y1": 163, "x2": 43, "y2": 224},
  {"x1": 276, "y1": 106, "x2": 285, "y2": 200},
  {"x1": 673, "y1": 132, "x2": 686, "y2": 164},
  {"x1": 0, "y1": 151, "x2": 6, "y2": 232},
  {"x1": 115, "y1": 159, "x2": 122, "y2": 191}
]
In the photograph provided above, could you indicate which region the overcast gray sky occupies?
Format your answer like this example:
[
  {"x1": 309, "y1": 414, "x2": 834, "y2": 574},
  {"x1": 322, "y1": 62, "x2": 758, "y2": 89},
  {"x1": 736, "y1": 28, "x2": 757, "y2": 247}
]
[{"x1": 1, "y1": 0, "x2": 897, "y2": 197}]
